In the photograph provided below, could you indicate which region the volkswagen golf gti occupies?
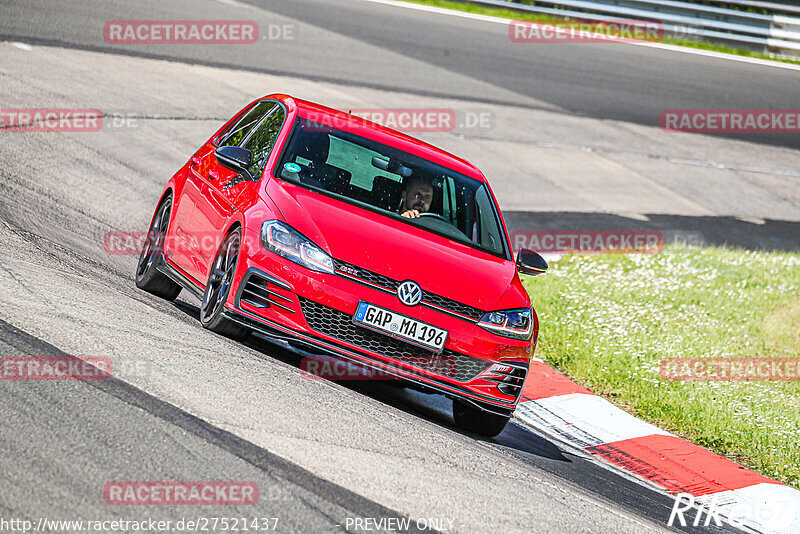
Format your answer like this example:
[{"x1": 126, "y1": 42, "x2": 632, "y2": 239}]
[{"x1": 135, "y1": 94, "x2": 547, "y2": 437}]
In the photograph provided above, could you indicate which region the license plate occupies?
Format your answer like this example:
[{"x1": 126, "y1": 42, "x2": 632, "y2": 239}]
[{"x1": 353, "y1": 301, "x2": 448, "y2": 353}]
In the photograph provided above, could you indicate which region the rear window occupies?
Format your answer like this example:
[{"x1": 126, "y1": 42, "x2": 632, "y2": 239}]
[{"x1": 274, "y1": 117, "x2": 508, "y2": 258}]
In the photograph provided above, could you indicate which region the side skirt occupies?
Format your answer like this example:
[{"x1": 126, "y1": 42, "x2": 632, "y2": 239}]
[{"x1": 157, "y1": 258, "x2": 205, "y2": 301}]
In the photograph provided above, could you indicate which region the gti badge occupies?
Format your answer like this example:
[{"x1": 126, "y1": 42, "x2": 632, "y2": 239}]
[
  {"x1": 397, "y1": 280, "x2": 422, "y2": 306},
  {"x1": 340, "y1": 265, "x2": 359, "y2": 276}
]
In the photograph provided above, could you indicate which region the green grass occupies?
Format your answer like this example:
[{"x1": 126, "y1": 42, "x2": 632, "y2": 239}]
[
  {"x1": 402, "y1": 0, "x2": 800, "y2": 65},
  {"x1": 522, "y1": 247, "x2": 800, "y2": 488}
]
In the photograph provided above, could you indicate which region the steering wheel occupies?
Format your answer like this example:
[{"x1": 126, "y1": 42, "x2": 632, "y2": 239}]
[{"x1": 417, "y1": 212, "x2": 450, "y2": 223}]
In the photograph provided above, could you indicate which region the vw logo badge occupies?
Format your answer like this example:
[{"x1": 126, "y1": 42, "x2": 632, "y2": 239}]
[{"x1": 397, "y1": 280, "x2": 422, "y2": 306}]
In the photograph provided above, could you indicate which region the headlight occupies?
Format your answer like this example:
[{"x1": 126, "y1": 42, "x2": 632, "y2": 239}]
[
  {"x1": 478, "y1": 308, "x2": 533, "y2": 340},
  {"x1": 261, "y1": 220, "x2": 334, "y2": 274}
]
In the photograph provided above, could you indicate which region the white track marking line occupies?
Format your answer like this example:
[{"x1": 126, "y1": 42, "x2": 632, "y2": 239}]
[{"x1": 357, "y1": 0, "x2": 800, "y2": 72}]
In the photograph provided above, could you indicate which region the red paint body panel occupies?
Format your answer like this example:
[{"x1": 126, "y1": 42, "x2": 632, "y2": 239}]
[
  {"x1": 152, "y1": 94, "x2": 539, "y2": 412},
  {"x1": 264, "y1": 179, "x2": 527, "y2": 312}
]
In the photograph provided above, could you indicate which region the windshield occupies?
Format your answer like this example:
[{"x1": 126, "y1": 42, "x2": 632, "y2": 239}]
[{"x1": 275, "y1": 117, "x2": 508, "y2": 257}]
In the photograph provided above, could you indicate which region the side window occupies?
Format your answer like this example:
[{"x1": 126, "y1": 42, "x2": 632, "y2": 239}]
[
  {"x1": 241, "y1": 106, "x2": 286, "y2": 179},
  {"x1": 217, "y1": 101, "x2": 275, "y2": 147},
  {"x1": 475, "y1": 187, "x2": 503, "y2": 255}
]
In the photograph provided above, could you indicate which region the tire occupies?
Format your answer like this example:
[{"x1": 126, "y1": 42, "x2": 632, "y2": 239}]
[
  {"x1": 199, "y1": 229, "x2": 249, "y2": 340},
  {"x1": 452, "y1": 399, "x2": 510, "y2": 438},
  {"x1": 135, "y1": 196, "x2": 182, "y2": 300}
]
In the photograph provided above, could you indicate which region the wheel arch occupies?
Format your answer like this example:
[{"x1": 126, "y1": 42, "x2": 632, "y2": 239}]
[{"x1": 142, "y1": 187, "x2": 175, "y2": 236}]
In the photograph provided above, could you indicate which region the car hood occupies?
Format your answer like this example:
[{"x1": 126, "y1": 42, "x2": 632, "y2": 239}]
[{"x1": 265, "y1": 179, "x2": 528, "y2": 312}]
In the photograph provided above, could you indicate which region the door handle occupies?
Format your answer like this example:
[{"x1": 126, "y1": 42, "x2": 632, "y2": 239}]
[{"x1": 208, "y1": 170, "x2": 219, "y2": 181}]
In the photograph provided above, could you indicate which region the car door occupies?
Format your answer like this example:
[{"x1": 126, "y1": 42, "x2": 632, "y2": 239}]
[
  {"x1": 190, "y1": 102, "x2": 287, "y2": 282},
  {"x1": 165, "y1": 147, "x2": 206, "y2": 273},
  {"x1": 169, "y1": 100, "x2": 276, "y2": 280}
]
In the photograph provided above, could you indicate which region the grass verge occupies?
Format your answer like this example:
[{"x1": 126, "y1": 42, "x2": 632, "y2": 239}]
[
  {"x1": 521, "y1": 246, "x2": 800, "y2": 488},
  {"x1": 400, "y1": 0, "x2": 800, "y2": 65}
]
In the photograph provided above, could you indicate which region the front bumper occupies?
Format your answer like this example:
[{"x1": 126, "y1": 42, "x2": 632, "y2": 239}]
[{"x1": 227, "y1": 232, "x2": 532, "y2": 414}]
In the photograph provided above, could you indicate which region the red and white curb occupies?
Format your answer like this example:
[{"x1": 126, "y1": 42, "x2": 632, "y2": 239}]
[{"x1": 513, "y1": 359, "x2": 800, "y2": 533}]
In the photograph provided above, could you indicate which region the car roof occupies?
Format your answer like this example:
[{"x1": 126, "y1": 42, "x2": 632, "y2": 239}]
[{"x1": 266, "y1": 94, "x2": 488, "y2": 183}]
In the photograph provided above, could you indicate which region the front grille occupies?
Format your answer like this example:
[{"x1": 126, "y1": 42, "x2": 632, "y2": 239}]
[
  {"x1": 334, "y1": 259, "x2": 400, "y2": 291},
  {"x1": 332, "y1": 259, "x2": 485, "y2": 321},
  {"x1": 298, "y1": 297, "x2": 491, "y2": 382},
  {"x1": 421, "y1": 292, "x2": 484, "y2": 321}
]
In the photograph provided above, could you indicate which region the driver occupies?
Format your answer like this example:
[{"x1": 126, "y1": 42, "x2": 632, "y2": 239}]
[{"x1": 399, "y1": 177, "x2": 434, "y2": 219}]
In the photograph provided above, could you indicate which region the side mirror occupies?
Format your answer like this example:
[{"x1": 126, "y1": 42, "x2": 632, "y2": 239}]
[
  {"x1": 215, "y1": 146, "x2": 255, "y2": 181},
  {"x1": 516, "y1": 248, "x2": 548, "y2": 276}
]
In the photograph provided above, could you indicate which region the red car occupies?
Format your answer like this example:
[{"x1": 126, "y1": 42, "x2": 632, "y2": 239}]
[{"x1": 136, "y1": 94, "x2": 547, "y2": 437}]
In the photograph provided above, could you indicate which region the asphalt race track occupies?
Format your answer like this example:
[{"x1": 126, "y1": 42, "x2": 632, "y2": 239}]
[{"x1": 1, "y1": 0, "x2": 798, "y2": 532}]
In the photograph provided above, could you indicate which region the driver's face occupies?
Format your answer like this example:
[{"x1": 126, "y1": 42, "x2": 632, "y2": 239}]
[{"x1": 403, "y1": 182, "x2": 433, "y2": 213}]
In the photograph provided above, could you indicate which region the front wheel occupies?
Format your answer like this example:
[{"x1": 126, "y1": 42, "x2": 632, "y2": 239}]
[
  {"x1": 452, "y1": 399, "x2": 510, "y2": 438},
  {"x1": 199, "y1": 229, "x2": 249, "y2": 341},
  {"x1": 135, "y1": 196, "x2": 182, "y2": 300}
]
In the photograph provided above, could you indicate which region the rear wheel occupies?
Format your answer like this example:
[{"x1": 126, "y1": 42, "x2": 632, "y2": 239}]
[
  {"x1": 452, "y1": 399, "x2": 510, "y2": 438},
  {"x1": 135, "y1": 196, "x2": 182, "y2": 300},
  {"x1": 199, "y1": 229, "x2": 249, "y2": 340}
]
